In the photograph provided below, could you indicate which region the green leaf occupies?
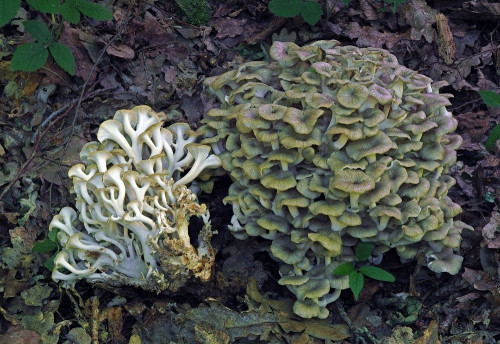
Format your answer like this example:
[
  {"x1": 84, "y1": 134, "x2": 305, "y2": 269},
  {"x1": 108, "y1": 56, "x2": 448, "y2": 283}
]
[
  {"x1": 478, "y1": 90, "x2": 500, "y2": 108},
  {"x1": 359, "y1": 265, "x2": 396, "y2": 282},
  {"x1": 11, "y1": 43, "x2": 49, "y2": 72},
  {"x1": 47, "y1": 227, "x2": 60, "y2": 242},
  {"x1": 26, "y1": 0, "x2": 60, "y2": 14},
  {"x1": 44, "y1": 252, "x2": 57, "y2": 270},
  {"x1": 355, "y1": 242, "x2": 373, "y2": 262},
  {"x1": 49, "y1": 42, "x2": 75, "y2": 75},
  {"x1": 33, "y1": 239, "x2": 57, "y2": 253},
  {"x1": 269, "y1": 0, "x2": 302, "y2": 18},
  {"x1": 23, "y1": 20, "x2": 53, "y2": 44},
  {"x1": 68, "y1": 0, "x2": 113, "y2": 21},
  {"x1": 60, "y1": 1, "x2": 81, "y2": 24},
  {"x1": 333, "y1": 262, "x2": 355, "y2": 275},
  {"x1": 349, "y1": 271, "x2": 364, "y2": 301},
  {"x1": 0, "y1": 0, "x2": 21, "y2": 27},
  {"x1": 300, "y1": 1, "x2": 322, "y2": 25},
  {"x1": 341, "y1": 0, "x2": 350, "y2": 4},
  {"x1": 486, "y1": 123, "x2": 500, "y2": 150}
]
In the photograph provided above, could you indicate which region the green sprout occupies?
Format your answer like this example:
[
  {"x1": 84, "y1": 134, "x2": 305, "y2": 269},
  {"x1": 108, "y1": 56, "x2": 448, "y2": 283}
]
[
  {"x1": 32, "y1": 227, "x2": 61, "y2": 270},
  {"x1": 333, "y1": 242, "x2": 395, "y2": 300},
  {"x1": 478, "y1": 90, "x2": 500, "y2": 150},
  {"x1": 1, "y1": 0, "x2": 112, "y2": 75}
]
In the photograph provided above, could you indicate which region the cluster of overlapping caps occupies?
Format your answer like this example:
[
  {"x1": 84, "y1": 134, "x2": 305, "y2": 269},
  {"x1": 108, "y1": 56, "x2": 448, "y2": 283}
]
[{"x1": 49, "y1": 40, "x2": 471, "y2": 319}]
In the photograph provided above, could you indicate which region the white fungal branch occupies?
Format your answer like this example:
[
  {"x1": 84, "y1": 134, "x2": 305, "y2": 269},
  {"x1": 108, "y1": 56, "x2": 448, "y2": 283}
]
[{"x1": 50, "y1": 106, "x2": 221, "y2": 292}]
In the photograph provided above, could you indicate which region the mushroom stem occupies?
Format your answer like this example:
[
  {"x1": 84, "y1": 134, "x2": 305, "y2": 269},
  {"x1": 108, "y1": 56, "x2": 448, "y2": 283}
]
[
  {"x1": 377, "y1": 216, "x2": 390, "y2": 231},
  {"x1": 349, "y1": 193, "x2": 361, "y2": 212},
  {"x1": 333, "y1": 134, "x2": 348, "y2": 149},
  {"x1": 287, "y1": 206, "x2": 299, "y2": 218},
  {"x1": 366, "y1": 154, "x2": 376, "y2": 163},
  {"x1": 328, "y1": 217, "x2": 345, "y2": 231}
]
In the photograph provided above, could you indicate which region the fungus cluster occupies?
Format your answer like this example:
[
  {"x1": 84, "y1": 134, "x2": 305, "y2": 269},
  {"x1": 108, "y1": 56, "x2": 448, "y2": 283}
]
[
  {"x1": 200, "y1": 40, "x2": 471, "y2": 318},
  {"x1": 50, "y1": 105, "x2": 221, "y2": 292}
]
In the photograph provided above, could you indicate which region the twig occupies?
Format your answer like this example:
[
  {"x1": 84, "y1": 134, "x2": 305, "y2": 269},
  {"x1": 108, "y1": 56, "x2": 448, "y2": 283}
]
[
  {"x1": 0, "y1": 87, "x2": 116, "y2": 203},
  {"x1": 31, "y1": 104, "x2": 70, "y2": 143},
  {"x1": 449, "y1": 97, "x2": 483, "y2": 112},
  {"x1": 0, "y1": 103, "x2": 76, "y2": 202},
  {"x1": 335, "y1": 301, "x2": 379, "y2": 344}
]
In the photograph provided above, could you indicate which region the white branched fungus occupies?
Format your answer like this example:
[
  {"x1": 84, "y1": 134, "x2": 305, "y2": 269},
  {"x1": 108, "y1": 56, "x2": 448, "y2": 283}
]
[
  {"x1": 50, "y1": 106, "x2": 221, "y2": 292},
  {"x1": 200, "y1": 40, "x2": 472, "y2": 318}
]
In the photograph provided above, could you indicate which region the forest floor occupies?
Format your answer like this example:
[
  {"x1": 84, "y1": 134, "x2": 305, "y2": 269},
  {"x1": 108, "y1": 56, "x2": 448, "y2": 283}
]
[{"x1": 1, "y1": 0, "x2": 500, "y2": 343}]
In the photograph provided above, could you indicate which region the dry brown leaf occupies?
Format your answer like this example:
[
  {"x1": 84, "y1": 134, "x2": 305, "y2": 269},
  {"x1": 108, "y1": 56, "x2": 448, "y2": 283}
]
[
  {"x1": 106, "y1": 43, "x2": 135, "y2": 60},
  {"x1": 58, "y1": 24, "x2": 96, "y2": 82},
  {"x1": 462, "y1": 267, "x2": 498, "y2": 291},
  {"x1": 0, "y1": 325, "x2": 42, "y2": 344},
  {"x1": 359, "y1": 0, "x2": 378, "y2": 20},
  {"x1": 481, "y1": 212, "x2": 500, "y2": 249},
  {"x1": 415, "y1": 319, "x2": 440, "y2": 344},
  {"x1": 399, "y1": 0, "x2": 437, "y2": 43},
  {"x1": 344, "y1": 22, "x2": 407, "y2": 49},
  {"x1": 212, "y1": 17, "x2": 247, "y2": 39},
  {"x1": 455, "y1": 111, "x2": 489, "y2": 141},
  {"x1": 436, "y1": 13, "x2": 456, "y2": 65}
]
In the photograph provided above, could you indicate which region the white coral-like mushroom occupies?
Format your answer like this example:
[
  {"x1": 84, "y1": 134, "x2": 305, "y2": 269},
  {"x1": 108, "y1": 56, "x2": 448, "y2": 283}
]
[{"x1": 50, "y1": 106, "x2": 221, "y2": 292}]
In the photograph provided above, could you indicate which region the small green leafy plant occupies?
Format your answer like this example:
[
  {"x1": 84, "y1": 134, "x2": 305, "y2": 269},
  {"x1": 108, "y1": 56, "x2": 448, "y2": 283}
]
[
  {"x1": 333, "y1": 242, "x2": 395, "y2": 301},
  {"x1": 268, "y1": 0, "x2": 323, "y2": 26},
  {"x1": 478, "y1": 90, "x2": 500, "y2": 150},
  {"x1": 1, "y1": 0, "x2": 112, "y2": 75},
  {"x1": 32, "y1": 227, "x2": 61, "y2": 270}
]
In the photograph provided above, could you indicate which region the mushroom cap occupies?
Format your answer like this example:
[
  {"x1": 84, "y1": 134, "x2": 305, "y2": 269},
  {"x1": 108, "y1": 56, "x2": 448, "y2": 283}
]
[
  {"x1": 269, "y1": 41, "x2": 300, "y2": 67},
  {"x1": 338, "y1": 212, "x2": 362, "y2": 227},
  {"x1": 283, "y1": 108, "x2": 324, "y2": 135},
  {"x1": 275, "y1": 189, "x2": 310, "y2": 210},
  {"x1": 326, "y1": 124, "x2": 363, "y2": 140},
  {"x1": 278, "y1": 275, "x2": 309, "y2": 286},
  {"x1": 331, "y1": 170, "x2": 375, "y2": 194},
  {"x1": 309, "y1": 200, "x2": 346, "y2": 217},
  {"x1": 310, "y1": 92, "x2": 336, "y2": 108},
  {"x1": 261, "y1": 170, "x2": 297, "y2": 191},
  {"x1": 343, "y1": 225, "x2": 378, "y2": 239},
  {"x1": 427, "y1": 251, "x2": 463, "y2": 275},
  {"x1": 257, "y1": 214, "x2": 290, "y2": 233},
  {"x1": 257, "y1": 104, "x2": 287, "y2": 121},
  {"x1": 240, "y1": 135, "x2": 266, "y2": 158},
  {"x1": 327, "y1": 151, "x2": 368, "y2": 171},
  {"x1": 361, "y1": 108, "x2": 386, "y2": 127},
  {"x1": 279, "y1": 126, "x2": 322, "y2": 149},
  {"x1": 270, "y1": 236, "x2": 306, "y2": 264},
  {"x1": 266, "y1": 148, "x2": 300, "y2": 166},
  {"x1": 236, "y1": 108, "x2": 270, "y2": 133},
  {"x1": 345, "y1": 132, "x2": 396, "y2": 161},
  {"x1": 308, "y1": 231, "x2": 342, "y2": 255},
  {"x1": 296, "y1": 278, "x2": 331, "y2": 301},
  {"x1": 369, "y1": 205, "x2": 402, "y2": 221},
  {"x1": 336, "y1": 83, "x2": 369, "y2": 108},
  {"x1": 292, "y1": 299, "x2": 329, "y2": 319}
]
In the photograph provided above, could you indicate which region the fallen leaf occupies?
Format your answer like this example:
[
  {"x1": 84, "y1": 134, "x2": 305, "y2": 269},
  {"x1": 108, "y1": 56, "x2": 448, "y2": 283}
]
[
  {"x1": 436, "y1": 13, "x2": 456, "y2": 65},
  {"x1": 343, "y1": 22, "x2": 408, "y2": 49},
  {"x1": 415, "y1": 319, "x2": 440, "y2": 344},
  {"x1": 106, "y1": 43, "x2": 135, "y2": 60},
  {"x1": 462, "y1": 267, "x2": 498, "y2": 291},
  {"x1": 481, "y1": 212, "x2": 500, "y2": 249},
  {"x1": 0, "y1": 325, "x2": 42, "y2": 344},
  {"x1": 212, "y1": 17, "x2": 247, "y2": 39}
]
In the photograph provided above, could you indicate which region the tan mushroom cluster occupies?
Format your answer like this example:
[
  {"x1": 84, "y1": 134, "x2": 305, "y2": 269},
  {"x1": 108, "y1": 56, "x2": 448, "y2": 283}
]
[
  {"x1": 200, "y1": 40, "x2": 471, "y2": 318},
  {"x1": 50, "y1": 106, "x2": 221, "y2": 292}
]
